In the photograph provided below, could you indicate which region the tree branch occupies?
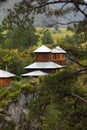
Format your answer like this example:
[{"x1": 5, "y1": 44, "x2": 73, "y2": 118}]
[
  {"x1": 73, "y1": 1, "x2": 87, "y2": 17},
  {"x1": 61, "y1": 2, "x2": 69, "y2": 10},
  {"x1": 68, "y1": 57, "x2": 87, "y2": 68},
  {"x1": 58, "y1": 67, "x2": 87, "y2": 83},
  {"x1": 65, "y1": 93, "x2": 87, "y2": 104},
  {"x1": 23, "y1": 1, "x2": 87, "y2": 17},
  {"x1": 48, "y1": 20, "x2": 81, "y2": 27}
]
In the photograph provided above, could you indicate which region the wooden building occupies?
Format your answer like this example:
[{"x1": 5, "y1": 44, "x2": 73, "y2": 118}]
[
  {"x1": 22, "y1": 45, "x2": 66, "y2": 77},
  {"x1": 24, "y1": 61, "x2": 63, "y2": 74},
  {"x1": 0, "y1": 69, "x2": 15, "y2": 87},
  {"x1": 34, "y1": 45, "x2": 51, "y2": 62},
  {"x1": 51, "y1": 46, "x2": 66, "y2": 65}
]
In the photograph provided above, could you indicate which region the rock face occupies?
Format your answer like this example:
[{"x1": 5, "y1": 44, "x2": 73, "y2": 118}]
[
  {"x1": 0, "y1": 0, "x2": 22, "y2": 24},
  {"x1": 4, "y1": 91, "x2": 32, "y2": 124},
  {"x1": 0, "y1": 90, "x2": 39, "y2": 130},
  {"x1": 0, "y1": 0, "x2": 84, "y2": 27},
  {"x1": 0, "y1": 0, "x2": 69, "y2": 27}
]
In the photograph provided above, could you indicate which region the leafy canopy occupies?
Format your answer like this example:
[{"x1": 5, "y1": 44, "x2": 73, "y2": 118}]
[{"x1": 41, "y1": 29, "x2": 53, "y2": 44}]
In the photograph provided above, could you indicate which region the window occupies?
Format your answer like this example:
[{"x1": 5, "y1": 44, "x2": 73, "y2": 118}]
[
  {"x1": 56, "y1": 54, "x2": 60, "y2": 59},
  {"x1": 59, "y1": 54, "x2": 65, "y2": 60},
  {"x1": 40, "y1": 54, "x2": 44, "y2": 59},
  {"x1": 53, "y1": 54, "x2": 60, "y2": 60},
  {"x1": 53, "y1": 54, "x2": 56, "y2": 59},
  {"x1": 61, "y1": 54, "x2": 65, "y2": 59}
]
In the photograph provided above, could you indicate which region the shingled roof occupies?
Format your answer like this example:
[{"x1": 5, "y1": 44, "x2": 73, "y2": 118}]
[
  {"x1": 22, "y1": 70, "x2": 48, "y2": 77},
  {"x1": 52, "y1": 46, "x2": 66, "y2": 53},
  {"x1": 24, "y1": 62, "x2": 63, "y2": 69},
  {"x1": 0, "y1": 69, "x2": 15, "y2": 78},
  {"x1": 33, "y1": 45, "x2": 51, "y2": 53}
]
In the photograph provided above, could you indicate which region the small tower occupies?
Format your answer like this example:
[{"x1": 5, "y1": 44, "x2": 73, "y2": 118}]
[
  {"x1": 22, "y1": 45, "x2": 64, "y2": 76},
  {"x1": 33, "y1": 45, "x2": 51, "y2": 62},
  {"x1": 51, "y1": 46, "x2": 66, "y2": 65}
]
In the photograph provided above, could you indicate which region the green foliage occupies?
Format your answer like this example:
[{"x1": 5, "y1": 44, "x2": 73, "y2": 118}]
[
  {"x1": 0, "y1": 26, "x2": 4, "y2": 44},
  {"x1": 64, "y1": 35, "x2": 74, "y2": 44},
  {"x1": 2, "y1": 26, "x2": 39, "y2": 49},
  {"x1": 26, "y1": 68, "x2": 87, "y2": 130},
  {"x1": 0, "y1": 78, "x2": 37, "y2": 110},
  {"x1": 67, "y1": 21, "x2": 87, "y2": 44},
  {"x1": 0, "y1": 49, "x2": 21, "y2": 74},
  {"x1": 2, "y1": 0, "x2": 35, "y2": 28},
  {"x1": 0, "y1": 0, "x2": 86, "y2": 129},
  {"x1": 41, "y1": 29, "x2": 54, "y2": 44},
  {"x1": 0, "y1": 48, "x2": 34, "y2": 75},
  {"x1": 0, "y1": 122, "x2": 16, "y2": 130},
  {"x1": 0, "y1": 26, "x2": 86, "y2": 130},
  {"x1": 0, "y1": 67, "x2": 87, "y2": 130}
]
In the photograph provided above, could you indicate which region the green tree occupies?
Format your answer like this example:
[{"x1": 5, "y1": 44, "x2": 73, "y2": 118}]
[
  {"x1": 64, "y1": 35, "x2": 74, "y2": 44},
  {"x1": 41, "y1": 29, "x2": 53, "y2": 44},
  {"x1": 0, "y1": 48, "x2": 33, "y2": 75},
  {"x1": 0, "y1": 26, "x2": 4, "y2": 45},
  {"x1": 67, "y1": 20, "x2": 87, "y2": 44},
  {"x1": 0, "y1": 49, "x2": 21, "y2": 75},
  {"x1": 2, "y1": 26, "x2": 39, "y2": 50},
  {"x1": 2, "y1": 0, "x2": 87, "y2": 28},
  {"x1": 17, "y1": 69, "x2": 87, "y2": 130},
  {"x1": 0, "y1": 0, "x2": 87, "y2": 129}
]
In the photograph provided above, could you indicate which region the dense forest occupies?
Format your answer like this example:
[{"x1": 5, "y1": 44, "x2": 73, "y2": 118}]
[{"x1": 0, "y1": 0, "x2": 87, "y2": 130}]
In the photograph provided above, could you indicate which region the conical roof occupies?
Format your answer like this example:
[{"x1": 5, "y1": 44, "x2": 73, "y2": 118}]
[
  {"x1": 0, "y1": 69, "x2": 15, "y2": 78},
  {"x1": 33, "y1": 45, "x2": 51, "y2": 53},
  {"x1": 52, "y1": 46, "x2": 66, "y2": 53},
  {"x1": 21, "y1": 70, "x2": 48, "y2": 77}
]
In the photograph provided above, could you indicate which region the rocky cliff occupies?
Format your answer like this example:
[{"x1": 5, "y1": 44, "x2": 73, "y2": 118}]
[
  {"x1": 0, "y1": 0, "x2": 69, "y2": 27},
  {"x1": 0, "y1": 0, "x2": 84, "y2": 27},
  {"x1": 0, "y1": 90, "x2": 39, "y2": 130},
  {"x1": 0, "y1": 0, "x2": 22, "y2": 24}
]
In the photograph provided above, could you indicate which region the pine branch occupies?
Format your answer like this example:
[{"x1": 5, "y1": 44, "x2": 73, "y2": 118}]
[
  {"x1": 65, "y1": 93, "x2": 87, "y2": 104},
  {"x1": 48, "y1": 20, "x2": 81, "y2": 27},
  {"x1": 22, "y1": 0, "x2": 87, "y2": 17},
  {"x1": 58, "y1": 67, "x2": 87, "y2": 83},
  {"x1": 68, "y1": 57, "x2": 87, "y2": 68}
]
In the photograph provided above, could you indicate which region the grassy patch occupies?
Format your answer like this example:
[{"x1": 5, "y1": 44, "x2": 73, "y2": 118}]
[{"x1": 36, "y1": 27, "x2": 73, "y2": 45}]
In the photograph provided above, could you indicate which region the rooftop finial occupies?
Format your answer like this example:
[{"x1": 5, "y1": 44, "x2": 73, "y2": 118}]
[{"x1": 6, "y1": 65, "x2": 8, "y2": 71}]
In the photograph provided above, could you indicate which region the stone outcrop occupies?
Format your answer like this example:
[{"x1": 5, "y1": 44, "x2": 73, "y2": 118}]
[{"x1": 0, "y1": 90, "x2": 39, "y2": 130}]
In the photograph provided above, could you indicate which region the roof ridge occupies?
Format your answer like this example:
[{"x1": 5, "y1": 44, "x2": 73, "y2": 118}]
[{"x1": 33, "y1": 45, "x2": 51, "y2": 53}]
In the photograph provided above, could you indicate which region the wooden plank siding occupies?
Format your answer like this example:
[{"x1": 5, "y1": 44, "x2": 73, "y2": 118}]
[
  {"x1": 0, "y1": 78, "x2": 13, "y2": 87},
  {"x1": 51, "y1": 53, "x2": 65, "y2": 65},
  {"x1": 24, "y1": 46, "x2": 66, "y2": 76},
  {"x1": 35, "y1": 53, "x2": 51, "y2": 62}
]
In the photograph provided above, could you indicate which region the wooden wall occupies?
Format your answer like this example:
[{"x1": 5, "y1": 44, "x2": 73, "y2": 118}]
[
  {"x1": 35, "y1": 53, "x2": 51, "y2": 62},
  {"x1": 0, "y1": 77, "x2": 13, "y2": 87},
  {"x1": 35, "y1": 52, "x2": 66, "y2": 65},
  {"x1": 51, "y1": 53, "x2": 66, "y2": 65}
]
